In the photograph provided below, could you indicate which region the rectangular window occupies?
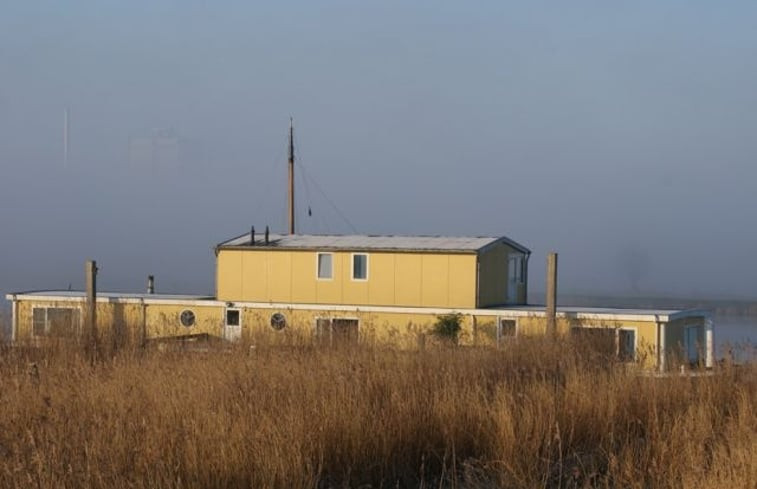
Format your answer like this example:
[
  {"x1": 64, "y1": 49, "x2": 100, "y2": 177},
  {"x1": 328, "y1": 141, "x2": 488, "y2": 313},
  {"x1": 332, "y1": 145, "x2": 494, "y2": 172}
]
[
  {"x1": 317, "y1": 253, "x2": 333, "y2": 279},
  {"x1": 618, "y1": 329, "x2": 636, "y2": 361},
  {"x1": 497, "y1": 319, "x2": 517, "y2": 344},
  {"x1": 509, "y1": 255, "x2": 524, "y2": 283},
  {"x1": 571, "y1": 326, "x2": 636, "y2": 361},
  {"x1": 225, "y1": 309, "x2": 240, "y2": 327},
  {"x1": 352, "y1": 254, "x2": 368, "y2": 280},
  {"x1": 31, "y1": 307, "x2": 80, "y2": 337},
  {"x1": 315, "y1": 318, "x2": 332, "y2": 345},
  {"x1": 32, "y1": 308, "x2": 46, "y2": 336},
  {"x1": 313, "y1": 318, "x2": 359, "y2": 346}
]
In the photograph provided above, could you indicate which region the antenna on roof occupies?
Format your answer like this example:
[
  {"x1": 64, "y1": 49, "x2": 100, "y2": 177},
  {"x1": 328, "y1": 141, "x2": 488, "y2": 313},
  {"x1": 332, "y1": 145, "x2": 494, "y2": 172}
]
[
  {"x1": 63, "y1": 108, "x2": 70, "y2": 169},
  {"x1": 288, "y1": 117, "x2": 295, "y2": 235}
]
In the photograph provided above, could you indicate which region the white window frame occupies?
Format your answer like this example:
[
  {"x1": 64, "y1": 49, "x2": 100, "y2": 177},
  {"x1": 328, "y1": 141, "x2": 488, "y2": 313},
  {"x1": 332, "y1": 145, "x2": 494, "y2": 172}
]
[
  {"x1": 313, "y1": 316, "x2": 360, "y2": 344},
  {"x1": 496, "y1": 317, "x2": 518, "y2": 346},
  {"x1": 316, "y1": 252, "x2": 334, "y2": 281},
  {"x1": 573, "y1": 325, "x2": 638, "y2": 361},
  {"x1": 225, "y1": 308, "x2": 242, "y2": 328},
  {"x1": 617, "y1": 326, "x2": 638, "y2": 362},
  {"x1": 31, "y1": 305, "x2": 82, "y2": 338},
  {"x1": 351, "y1": 253, "x2": 369, "y2": 281}
]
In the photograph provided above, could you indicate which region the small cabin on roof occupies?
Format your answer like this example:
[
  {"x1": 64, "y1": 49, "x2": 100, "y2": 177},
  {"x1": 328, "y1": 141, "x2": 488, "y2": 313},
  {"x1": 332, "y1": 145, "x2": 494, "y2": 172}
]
[{"x1": 215, "y1": 232, "x2": 531, "y2": 308}]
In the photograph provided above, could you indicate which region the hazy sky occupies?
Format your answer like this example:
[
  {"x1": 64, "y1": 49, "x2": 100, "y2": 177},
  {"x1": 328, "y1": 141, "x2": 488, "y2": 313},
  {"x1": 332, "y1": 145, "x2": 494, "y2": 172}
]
[{"x1": 1, "y1": 1, "x2": 756, "y2": 301}]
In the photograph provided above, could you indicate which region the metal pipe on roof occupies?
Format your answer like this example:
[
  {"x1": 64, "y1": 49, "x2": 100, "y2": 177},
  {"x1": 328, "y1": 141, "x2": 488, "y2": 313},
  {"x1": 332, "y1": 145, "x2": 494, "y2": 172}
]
[
  {"x1": 265, "y1": 226, "x2": 269, "y2": 245},
  {"x1": 147, "y1": 275, "x2": 155, "y2": 294},
  {"x1": 250, "y1": 226, "x2": 255, "y2": 245}
]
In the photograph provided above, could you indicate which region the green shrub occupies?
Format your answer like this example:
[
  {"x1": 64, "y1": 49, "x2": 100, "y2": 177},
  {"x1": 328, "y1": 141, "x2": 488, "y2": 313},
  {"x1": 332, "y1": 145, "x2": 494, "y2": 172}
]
[{"x1": 432, "y1": 313, "x2": 462, "y2": 344}]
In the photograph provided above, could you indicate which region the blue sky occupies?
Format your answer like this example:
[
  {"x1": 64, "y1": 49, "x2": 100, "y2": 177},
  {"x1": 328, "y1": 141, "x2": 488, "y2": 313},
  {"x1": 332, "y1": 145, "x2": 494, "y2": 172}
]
[{"x1": 1, "y1": 1, "x2": 756, "y2": 299}]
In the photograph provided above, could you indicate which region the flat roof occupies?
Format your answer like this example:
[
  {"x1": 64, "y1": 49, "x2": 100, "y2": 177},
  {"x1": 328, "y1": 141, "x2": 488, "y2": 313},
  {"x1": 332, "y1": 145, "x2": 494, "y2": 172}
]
[
  {"x1": 6, "y1": 291, "x2": 708, "y2": 322},
  {"x1": 217, "y1": 233, "x2": 531, "y2": 254},
  {"x1": 502, "y1": 305, "x2": 683, "y2": 316},
  {"x1": 6, "y1": 290, "x2": 213, "y2": 302}
]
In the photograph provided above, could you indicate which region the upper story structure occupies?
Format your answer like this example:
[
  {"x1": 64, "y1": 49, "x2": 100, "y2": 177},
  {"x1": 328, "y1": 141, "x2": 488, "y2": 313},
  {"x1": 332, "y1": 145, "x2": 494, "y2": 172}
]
[{"x1": 215, "y1": 232, "x2": 531, "y2": 309}]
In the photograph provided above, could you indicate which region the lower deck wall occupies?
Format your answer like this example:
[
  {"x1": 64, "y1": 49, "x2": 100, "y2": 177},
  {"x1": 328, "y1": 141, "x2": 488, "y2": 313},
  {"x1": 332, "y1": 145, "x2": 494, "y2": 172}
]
[{"x1": 12, "y1": 298, "x2": 664, "y2": 369}]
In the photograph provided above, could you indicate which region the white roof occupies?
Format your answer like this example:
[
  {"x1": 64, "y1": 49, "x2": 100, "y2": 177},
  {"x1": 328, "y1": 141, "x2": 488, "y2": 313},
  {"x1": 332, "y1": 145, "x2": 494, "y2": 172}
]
[
  {"x1": 217, "y1": 233, "x2": 530, "y2": 254},
  {"x1": 6, "y1": 291, "x2": 708, "y2": 322},
  {"x1": 6, "y1": 290, "x2": 212, "y2": 301}
]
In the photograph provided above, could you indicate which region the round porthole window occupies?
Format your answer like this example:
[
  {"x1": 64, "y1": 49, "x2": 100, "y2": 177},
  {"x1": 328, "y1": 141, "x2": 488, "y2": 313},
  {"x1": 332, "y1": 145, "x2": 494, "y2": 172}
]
[
  {"x1": 180, "y1": 310, "x2": 196, "y2": 327},
  {"x1": 270, "y1": 312, "x2": 287, "y2": 331}
]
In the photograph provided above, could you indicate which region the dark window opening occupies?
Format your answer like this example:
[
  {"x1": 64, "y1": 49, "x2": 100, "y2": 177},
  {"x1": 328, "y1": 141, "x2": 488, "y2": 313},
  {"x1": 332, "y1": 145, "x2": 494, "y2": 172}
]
[
  {"x1": 352, "y1": 254, "x2": 368, "y2": 280},
  {"x1": 180, "y1": 310, "x2": 196, "y2": 327},
  {"x1": 270, "y1": 312, "x2": 287, "y2": 330},
  {"x1": 226, "y1": 309, "x2": 240, "y2": 327}
]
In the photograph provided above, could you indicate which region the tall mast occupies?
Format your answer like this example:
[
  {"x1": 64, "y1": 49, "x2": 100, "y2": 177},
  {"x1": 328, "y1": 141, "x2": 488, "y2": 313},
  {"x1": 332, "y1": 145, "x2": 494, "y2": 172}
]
[
  {"x1": 288, "y1": 117, "x2": 295, "y2": 235},
  {"x1": 63, "y1": 108, "x2": 70, "y2": 169}
]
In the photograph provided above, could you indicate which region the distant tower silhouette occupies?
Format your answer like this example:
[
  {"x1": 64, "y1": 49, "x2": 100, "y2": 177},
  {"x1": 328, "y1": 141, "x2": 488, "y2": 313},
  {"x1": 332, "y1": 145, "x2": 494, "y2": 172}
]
[{"x1": 63, "y1": 108, "x2": 70, "y2": 168}]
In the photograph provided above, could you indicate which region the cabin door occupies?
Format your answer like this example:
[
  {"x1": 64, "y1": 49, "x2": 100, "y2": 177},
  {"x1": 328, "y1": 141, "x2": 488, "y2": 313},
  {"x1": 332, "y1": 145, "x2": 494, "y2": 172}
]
[
  {"x1": 685, "y1": 326, "x2": 699, "y2": 364},
  {"x1": 224, "y1": 308, "x2": 242, "y2": 342},
  {"x1": 507, "y1": 255, "x2": 523, "y2": 303}
]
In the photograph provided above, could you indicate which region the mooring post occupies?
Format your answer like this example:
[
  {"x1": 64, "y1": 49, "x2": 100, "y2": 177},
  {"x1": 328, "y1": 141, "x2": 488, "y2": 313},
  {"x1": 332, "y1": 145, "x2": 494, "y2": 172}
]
[
  {"x1": 85, "y1": 260, "x2": 98, "y2": 355},
  {"x1": 546, "y1": 252, "x2": 558, "y2": 336},
  {"x1": 704, "y1": 314, "x2": 714, "y2": 369}
]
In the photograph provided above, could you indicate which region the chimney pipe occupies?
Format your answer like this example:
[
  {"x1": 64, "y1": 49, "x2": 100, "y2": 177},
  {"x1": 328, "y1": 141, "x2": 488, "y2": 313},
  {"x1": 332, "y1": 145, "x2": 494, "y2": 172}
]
[
  {"x1": 250, "y1": 226, "x2": 255, "y2": 245},
  {"x1": 147, "y1": 275, "x2": 155, "y2": 294},
  {"x1": 265, "y1": 226, "x2": 269, "y2": 245},
  {"x1": 546, "y1": 253, "x2": 558, "y2": 336}
]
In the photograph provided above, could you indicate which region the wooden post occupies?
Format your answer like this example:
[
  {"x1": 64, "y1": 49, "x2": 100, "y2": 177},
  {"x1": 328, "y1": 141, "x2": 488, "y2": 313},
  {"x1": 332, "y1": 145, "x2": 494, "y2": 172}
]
[
  {"x1": 546, "y1": 253, "x2": 557, "y2": 336},
  {"x1": 85, "y1": 260, "x2": 98, "y2": 356},
  {"x1": 704, "y1": 315, "x2": 714, "y2": 369},
  {"x1": 658, "y1": 321, "x2": 667, "y2": 373}
]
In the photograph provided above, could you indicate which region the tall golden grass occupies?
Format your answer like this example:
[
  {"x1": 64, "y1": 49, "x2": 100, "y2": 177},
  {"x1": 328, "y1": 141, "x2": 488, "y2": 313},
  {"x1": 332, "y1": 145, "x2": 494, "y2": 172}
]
[{"x1": 0, "y1": 332, "x2": 754, "y2": 488}]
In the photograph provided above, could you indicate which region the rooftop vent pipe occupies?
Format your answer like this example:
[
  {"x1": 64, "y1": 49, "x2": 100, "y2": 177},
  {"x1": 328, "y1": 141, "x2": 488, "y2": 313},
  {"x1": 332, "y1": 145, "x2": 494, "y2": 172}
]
[
  {"x1": 147, "y1": 275, "x2": 155, "y2": 294},
  {"x1": 250, "y1": 226, "x2": 255, "y2": 245},
  {"x1": 265, "y1": 226, "x2": 270, "y2": 245}
]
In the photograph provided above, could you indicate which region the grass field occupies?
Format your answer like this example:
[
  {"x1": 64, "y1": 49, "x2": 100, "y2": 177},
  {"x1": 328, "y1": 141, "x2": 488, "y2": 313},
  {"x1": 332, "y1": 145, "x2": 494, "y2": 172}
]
[{"x1": 0, "y1": 328, "x2": 754, "y2": 488}]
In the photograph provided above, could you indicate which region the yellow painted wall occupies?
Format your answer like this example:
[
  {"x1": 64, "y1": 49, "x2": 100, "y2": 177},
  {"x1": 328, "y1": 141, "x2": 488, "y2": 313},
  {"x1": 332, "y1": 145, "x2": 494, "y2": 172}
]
[
  {"x1": 144, "y1": 304, "x2": 223, "y2": 339},
  {"x1": 217, "y1": 249, "x2": 477, "y2": 309},
  {"x1": 15, "y1": 299, "x2": 144, "y2": 346},
  {"x1": 12, "y1": 297, "x2": 680, "y2": 370},
  {"x1": 13, "y1": 299, "x2": 224, "y2": 345}
]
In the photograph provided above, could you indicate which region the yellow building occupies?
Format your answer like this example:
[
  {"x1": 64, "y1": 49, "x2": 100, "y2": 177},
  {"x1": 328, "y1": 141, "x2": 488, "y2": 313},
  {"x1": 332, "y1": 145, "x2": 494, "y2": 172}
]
[{"x1": 5, "y1": 232, "x2": 713, "y2": 371}]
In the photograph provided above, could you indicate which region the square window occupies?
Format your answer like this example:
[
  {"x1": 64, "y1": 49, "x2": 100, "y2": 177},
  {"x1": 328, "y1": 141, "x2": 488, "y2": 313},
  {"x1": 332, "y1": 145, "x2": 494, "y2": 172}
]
[
  {"x1": 352, "y1": 254, "x2": 368, "y2": 280},
  {"x1": 47, "y1": 308, "x2": 77, "y2": 337},
  {"x1": 317, "y1": 253, "x2": 333, "y2": 279},
  {"x1": 226, "y1": 309, "x2": 240, "y2": 327}
]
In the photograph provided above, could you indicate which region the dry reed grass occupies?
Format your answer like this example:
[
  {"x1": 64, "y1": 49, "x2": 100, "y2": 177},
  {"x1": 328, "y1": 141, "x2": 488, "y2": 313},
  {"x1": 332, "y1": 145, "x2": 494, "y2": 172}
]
[{"x1": 0, "y1": 333, "x2": 754, "y2": 489}]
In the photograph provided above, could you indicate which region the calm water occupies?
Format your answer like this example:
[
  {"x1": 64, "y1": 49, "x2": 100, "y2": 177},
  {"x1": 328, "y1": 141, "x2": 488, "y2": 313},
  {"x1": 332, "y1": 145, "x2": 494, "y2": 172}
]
[{"x1": 714, "y1": 316, "x2": 757, "y2": 363}]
